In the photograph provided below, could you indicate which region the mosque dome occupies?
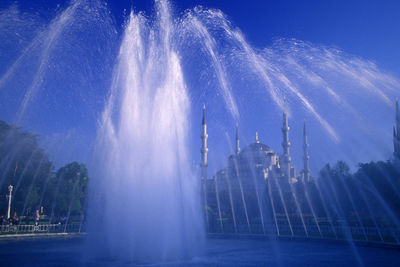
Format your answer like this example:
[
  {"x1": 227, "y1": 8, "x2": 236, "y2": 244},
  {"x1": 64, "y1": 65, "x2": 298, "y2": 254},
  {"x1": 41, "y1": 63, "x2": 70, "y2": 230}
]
[{"x1": 242, "y1": 142, "x2": 272, "y2": 154}]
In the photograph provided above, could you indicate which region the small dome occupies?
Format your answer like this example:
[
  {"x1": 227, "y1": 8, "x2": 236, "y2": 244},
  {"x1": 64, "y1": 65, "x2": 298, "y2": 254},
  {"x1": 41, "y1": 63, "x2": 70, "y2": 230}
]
[{"x1": 242, "y1": 142, "x2": 271, "y2": 154}]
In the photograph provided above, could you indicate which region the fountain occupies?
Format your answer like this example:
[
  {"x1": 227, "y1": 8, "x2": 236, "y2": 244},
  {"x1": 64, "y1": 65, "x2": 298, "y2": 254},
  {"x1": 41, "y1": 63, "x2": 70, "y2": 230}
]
[
  {"x1": 88, "y1": 0, "x2": 204, "y2": 262},
  {"x1": 0, "y1": 0, "x2": 400, "y2": 266}
]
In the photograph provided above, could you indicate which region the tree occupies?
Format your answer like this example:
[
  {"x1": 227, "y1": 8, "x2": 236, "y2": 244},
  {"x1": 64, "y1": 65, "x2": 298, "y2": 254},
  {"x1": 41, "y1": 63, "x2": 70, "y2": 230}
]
[
  {"x1": 49, "y1": 162, "x2": 88, "y2": 218},
  {"x1": 355, "y1": 161, "x2": 400, "y2": 222},
  {"x1": 0, "y1": 120, "x2": 89, "y2": 220},
  {"x1": 0, "y1": 120, "x2": 53, "y2": 217}
]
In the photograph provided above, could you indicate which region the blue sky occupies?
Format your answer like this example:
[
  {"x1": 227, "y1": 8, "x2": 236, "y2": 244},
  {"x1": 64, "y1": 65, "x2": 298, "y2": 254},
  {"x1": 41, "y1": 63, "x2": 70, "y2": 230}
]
[
  {"x1": 1, "y1": 0, "x2": 400, "y2": 175},
  {"x1": 107, "y1": 0, "x2": 400, "y2": 74},
  {"x1": 3, "y1": 0, "x2": 400, "y2": 74}
]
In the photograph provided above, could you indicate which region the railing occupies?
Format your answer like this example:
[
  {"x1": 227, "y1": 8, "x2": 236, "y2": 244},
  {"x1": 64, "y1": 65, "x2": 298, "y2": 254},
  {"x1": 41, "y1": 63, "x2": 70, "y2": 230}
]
[
  {"x1": 208, "y1": 222, "x2": 400, "y2": 245},
  {"x1": 0, "y1": 223, "x2": 83, "y2": 234}
]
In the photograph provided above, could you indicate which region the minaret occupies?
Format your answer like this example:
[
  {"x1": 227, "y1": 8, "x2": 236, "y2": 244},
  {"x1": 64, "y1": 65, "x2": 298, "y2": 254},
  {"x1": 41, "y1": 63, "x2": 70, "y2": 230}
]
[
  {"x1": 394, "y1": 126, "x2": 398, "y2": 157},
  {"x1": 200, "y1": 104, "x2": 209, "y2": 229},
  {"x1": 201, "y1": 104, "x2": 208, "y2": 180},
  {"x1": 281, "y1": 100, "x2": 291, "y2": 182},
  {"x1": 235, "y1": 124, "x2": 240, "y2": 155},
  {"x1": 255, "y1": 131, "x2": 260, "y2": 143},
  {"x1": 393, "y1": 97, "x2": 400, "y2": 159},
  {"x1": 303, "y1": 120, "x2": 310, "y2": 182}
]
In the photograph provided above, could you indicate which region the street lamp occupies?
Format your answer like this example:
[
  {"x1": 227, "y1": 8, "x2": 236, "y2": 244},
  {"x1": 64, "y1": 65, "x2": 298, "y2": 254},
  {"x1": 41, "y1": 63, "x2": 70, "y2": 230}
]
[{"x1": 7, "y1": 185, "x2": 13, "y2": 220}]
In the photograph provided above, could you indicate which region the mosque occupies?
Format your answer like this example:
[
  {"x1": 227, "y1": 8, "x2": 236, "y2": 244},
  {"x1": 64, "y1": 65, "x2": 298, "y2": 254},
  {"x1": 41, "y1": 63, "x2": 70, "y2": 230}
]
[
  {"x1": 200, "y1": 105, "x2": 311, "y2": 182},
  {"x1": 200, "y1": 98, "x2": 400, "y2": 233},
  {"x1": 199, "y1": 104, "x2": 310, "y2": 187},
  {"x1": 199, "y1": 104, "x2": 311, "y2": 233}
]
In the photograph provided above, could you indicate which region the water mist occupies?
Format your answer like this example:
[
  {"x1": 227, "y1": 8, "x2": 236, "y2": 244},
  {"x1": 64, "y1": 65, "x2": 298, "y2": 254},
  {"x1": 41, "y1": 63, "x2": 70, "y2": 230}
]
[{"x1": 91, "y1": 1, "x2": 204, "y2": 262}]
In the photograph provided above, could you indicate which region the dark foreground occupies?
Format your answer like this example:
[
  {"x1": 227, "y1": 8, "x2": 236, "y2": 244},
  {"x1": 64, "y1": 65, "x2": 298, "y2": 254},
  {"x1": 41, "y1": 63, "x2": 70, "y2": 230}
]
[{"x1": 0, "y1": 236, "x2": 399, "y2": 266}]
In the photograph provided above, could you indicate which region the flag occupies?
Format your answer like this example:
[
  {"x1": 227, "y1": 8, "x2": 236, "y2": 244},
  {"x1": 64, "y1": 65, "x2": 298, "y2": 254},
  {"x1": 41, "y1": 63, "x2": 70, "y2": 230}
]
[{"x1": 14, "y1": 163, "x2": 18, "y2": 177}]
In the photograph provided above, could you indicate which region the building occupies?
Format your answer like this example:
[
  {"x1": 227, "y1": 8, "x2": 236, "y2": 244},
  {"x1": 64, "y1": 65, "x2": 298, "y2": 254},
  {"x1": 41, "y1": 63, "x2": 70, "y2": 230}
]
[
  {"x1": 200, "y1": 105, "x2": 311, "y2": 233},
  {"x1": 201, "y1": 97, "x2": 400, "y2": 235},
  {"x1": 393, "y1": 97, "x2": 400, "y2": 160}
]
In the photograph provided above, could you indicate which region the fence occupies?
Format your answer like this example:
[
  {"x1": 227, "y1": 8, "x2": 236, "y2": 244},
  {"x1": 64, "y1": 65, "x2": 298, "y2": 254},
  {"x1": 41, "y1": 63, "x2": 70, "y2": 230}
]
[
  {"x1": 208, "y1": 221, "x2": 400, "y2": 244},
  {"x1": 0, "y1": 223, "x2": 83, "y2": 234}
]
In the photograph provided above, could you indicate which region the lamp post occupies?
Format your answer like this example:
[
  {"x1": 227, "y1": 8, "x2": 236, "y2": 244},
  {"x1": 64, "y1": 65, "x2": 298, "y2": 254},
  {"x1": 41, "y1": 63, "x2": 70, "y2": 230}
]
[{"x1": 7, "y1": 185, "x2": 13, "y2": 219}]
